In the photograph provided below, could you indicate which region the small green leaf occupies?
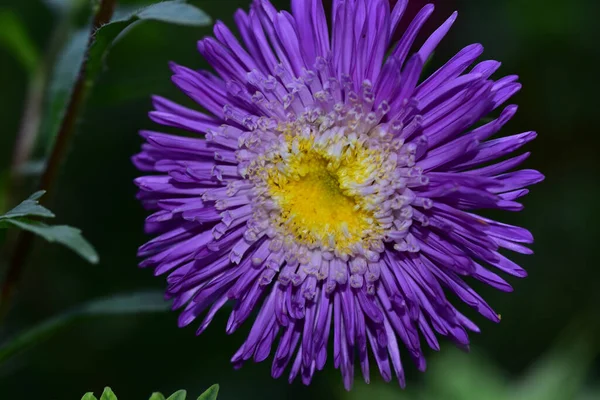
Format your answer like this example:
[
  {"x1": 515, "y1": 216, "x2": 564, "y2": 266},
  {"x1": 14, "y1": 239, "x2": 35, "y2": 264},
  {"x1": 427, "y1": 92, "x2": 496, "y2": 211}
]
[
  {"x1": 0, "y1": 291, "x2": 168, "y2": 365},
  {"x1": 100, "y1": 387, "x2": 118, "y2": 400},
  {"x1": 135, "y1": 1, "x2": 211, "y2": 26},
  {"x1": 0, "y1": 191, "x2": 98, "y2": 263},
  {"x1": 0, "y1": 9, "x2": 39, "y2": 75},
  {"x1": 197, "y1": 384, "x2": 219, "y2": 400},
  {"x1": 5, "y1": 219, "x2": 99, "y2": 264},
  {"x1": 0, "y1": 191, "x2": 53, "y2": 220},
  {"x1": 80, "y1": 387, "x2": 219, "y2": 400},
  {"x1": 166, "y1": 390, "x2": 187, "y2": 400}
]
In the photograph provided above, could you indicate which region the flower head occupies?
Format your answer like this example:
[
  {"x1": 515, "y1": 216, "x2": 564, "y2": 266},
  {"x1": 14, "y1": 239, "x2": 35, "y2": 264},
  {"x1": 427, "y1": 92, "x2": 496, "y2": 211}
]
[{"x1": 134, "y1": 0, "x2": 543, "y2": 390}]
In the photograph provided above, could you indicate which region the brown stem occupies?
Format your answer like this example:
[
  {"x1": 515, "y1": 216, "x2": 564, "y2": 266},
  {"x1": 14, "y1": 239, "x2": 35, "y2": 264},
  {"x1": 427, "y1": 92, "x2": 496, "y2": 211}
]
[{"x1": 0, "y1": 0, "x2": 118, "y2": 319}]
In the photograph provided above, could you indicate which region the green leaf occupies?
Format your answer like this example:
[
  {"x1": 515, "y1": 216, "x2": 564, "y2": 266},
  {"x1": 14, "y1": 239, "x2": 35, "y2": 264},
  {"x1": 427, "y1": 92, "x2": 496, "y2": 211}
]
[
  {"x1": 0, "y1": 191, "x2": 54, "y2": 220},
  {"x1": 100, "y1": 387, "x2": 118, "y2": 400},
  {"x1": 0, "y1": 9, "x2": 40, "y2": 75},
  {"x1": 86, "y1": 1, "x2": 210, "y2": 82},
  {"x1": 0, "y1": 291, "x2": 168, "y2": 365},
  {"x1": 166, "y1": 390, "x2": 187, "y2": 400},
  {"x1": 134, "y1": 1, "x2": 211, "y2": 26},
  {"x1": 197, "y1": 385, "x2": 219, "y2": 400},
  {"x1": 79, "y1": 386, "x2": 219, "y2": 400},
  {"x1": 38, "y1": 29, "x2": 88, "y2": 154},
  {"x1": 5, "y1": 219, "x2": 99, "y2": 264},
  {"x1": 0, "y1": 191, "x2": 98, "y2": 263}
]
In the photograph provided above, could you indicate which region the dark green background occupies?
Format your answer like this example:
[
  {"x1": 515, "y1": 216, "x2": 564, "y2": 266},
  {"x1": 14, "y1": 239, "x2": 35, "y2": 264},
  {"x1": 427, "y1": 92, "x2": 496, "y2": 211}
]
[{"x1": 0, "y1": 0, "x2": 598, "y2": 398}]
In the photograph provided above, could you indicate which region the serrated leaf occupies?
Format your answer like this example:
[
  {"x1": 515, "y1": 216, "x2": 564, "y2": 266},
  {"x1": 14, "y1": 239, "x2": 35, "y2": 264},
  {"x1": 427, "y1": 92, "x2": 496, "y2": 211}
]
[
  {"x1": 0, "y1": 291, "x2": 168, "y2": 365},
  {"x1": 5, "y1": 219, "x2": 98, "y2": 264},
  {"x1": 197, "y1": 384, "x2": 219, "y2": 400},
  {"x1": 79, "y1": 387, "x2": 219, "y2": 400},
  {"x1": 0, "y1": 191, "x2": 54, "y2": 220},
  {"x1": 100, "y1": 387, "x2": 118, "y2": 400},
  {"x1": 0, "y1": 9, "x2": 39, "y2": 75},
  {"x1": 166, "y1": 390, "x2": 187, "y2": 400}
]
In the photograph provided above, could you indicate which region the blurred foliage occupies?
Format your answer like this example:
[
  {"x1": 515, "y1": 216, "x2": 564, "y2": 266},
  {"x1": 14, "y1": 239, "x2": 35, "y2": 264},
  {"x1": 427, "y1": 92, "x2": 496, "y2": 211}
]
[
  {"x1": 82, "y1": 384, "x2": 219, "y2": 400},
  {"x1": 0, "y1": 291, "x2": 167, "y2": 365},
  {"x1": 0, "y1": 0, "x2": 598, "y2": 399},
  {"x1": 0, "y1": 9, "x2": 39, "y2": 76},
  {"x1": 38, "y1": 0, "x2": 211, "y2": 162},
  {"x1": 0, "y1": 191, "x2": 98, "y2": 263},
  {"x1": 348, "y1": 330, "x2": 598, "y2": 400}
]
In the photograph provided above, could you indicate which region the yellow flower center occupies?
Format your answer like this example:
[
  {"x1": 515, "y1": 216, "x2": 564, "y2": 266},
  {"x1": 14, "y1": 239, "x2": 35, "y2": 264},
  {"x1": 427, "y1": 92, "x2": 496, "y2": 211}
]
[
  {"x1": 249, "y1": 129, "x2": 393, "y2": 256},
  {"x1": 268, "y1": 154, "x2": 374, "y2": 253}
]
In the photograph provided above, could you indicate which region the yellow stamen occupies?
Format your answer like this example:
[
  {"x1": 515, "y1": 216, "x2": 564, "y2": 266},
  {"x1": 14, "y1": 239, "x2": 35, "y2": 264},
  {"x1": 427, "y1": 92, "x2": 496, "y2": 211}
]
[{"x1": 258, "y1": 133, "x2": 387, "y2": 255}]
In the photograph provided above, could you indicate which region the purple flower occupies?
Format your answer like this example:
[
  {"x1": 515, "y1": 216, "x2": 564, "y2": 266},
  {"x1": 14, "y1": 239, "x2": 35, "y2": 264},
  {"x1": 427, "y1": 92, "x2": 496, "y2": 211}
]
[{"x1": 133, "y1": 0, "x2": 543, "y2": 390}]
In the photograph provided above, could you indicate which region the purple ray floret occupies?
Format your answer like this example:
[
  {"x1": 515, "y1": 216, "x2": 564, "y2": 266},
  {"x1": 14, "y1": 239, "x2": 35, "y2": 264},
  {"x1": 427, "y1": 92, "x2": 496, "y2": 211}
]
[{"x1": 133, "y1": 0, "x2": 543, "y2": 390}]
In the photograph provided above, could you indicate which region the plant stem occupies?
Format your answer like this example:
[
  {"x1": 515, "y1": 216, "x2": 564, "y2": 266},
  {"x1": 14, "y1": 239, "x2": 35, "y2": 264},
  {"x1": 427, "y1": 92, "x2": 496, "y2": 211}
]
[
  {"x1": 40, "y1": 0, "x2": 118, "y2": 194},
  {"x1": 11, "y1": 66, "x2": 46, "y2": 177},
  {"x1": 0, "y1": 0, "x2": 118, "y2": 320}
]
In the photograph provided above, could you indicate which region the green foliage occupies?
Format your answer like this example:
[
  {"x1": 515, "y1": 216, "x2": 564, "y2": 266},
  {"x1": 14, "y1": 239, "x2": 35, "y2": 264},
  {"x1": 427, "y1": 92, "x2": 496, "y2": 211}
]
[
  {"x1": 0, "y1": 191, "x2": 98, "y2": 263},
  {"x1": 347, "y1": 331, "x2": 599, "y2": 400},
  {"x1": 511, "y1": 332, "x2": 596, "y2": 400},
  {"x1": 0, "y1": 9, "x2": 39, "y2": 75},
  {"x1": 39, "y1": 0, "x2": 211, "y2": 155},
  {"x1": 38, "y1": 29, "x2": 88, "y2": 155},
  {"x1": 166, "y1": 391, "x2": 187, "y2": 400},
  {"x1": 0, "y1": 191, "x2": 54, "y2": 219},
  {"x1": 86, "y1": 0, "x2": 211, "y2": 89},
  {"x1": 81, "y1": 385, "x2": 220, "y2": 400},
  {"x1": 0, "y1": 291, "x2": 168, "y2": 365},
  {"x1": 100, "y1": 387, "x2": 118, "y2": 400},
  {"x1": 196, "y1": 385, "x2": 219, "y2": 400}
]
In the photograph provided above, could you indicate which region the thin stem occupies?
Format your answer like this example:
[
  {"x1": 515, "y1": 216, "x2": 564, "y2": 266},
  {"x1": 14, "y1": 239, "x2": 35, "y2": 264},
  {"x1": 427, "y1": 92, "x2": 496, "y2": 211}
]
[
  {"x1": 40, "y1": 0, "x2": 118, "y2": 194},
  {"x1": 6, "y1": 10, "x2": 71, "y2": 207},
  {"x1": 11, "y1": 66, "x2": 46, "y2": 175},
  {"x1": 0, "y1": 0, "x2": 118, "y2": 319}
]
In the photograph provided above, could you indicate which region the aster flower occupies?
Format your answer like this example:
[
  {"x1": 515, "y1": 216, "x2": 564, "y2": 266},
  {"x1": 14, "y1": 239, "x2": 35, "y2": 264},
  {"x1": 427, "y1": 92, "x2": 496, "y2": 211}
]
[{"x1": 133, "y1": 0, "x2": 543, "y2": 390}]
